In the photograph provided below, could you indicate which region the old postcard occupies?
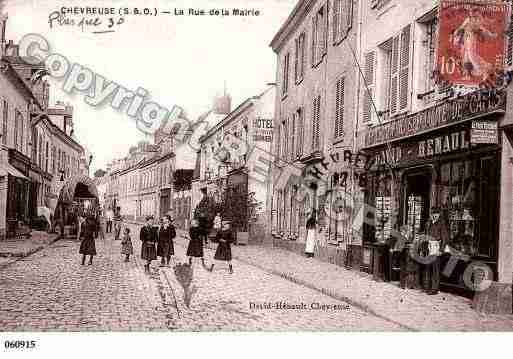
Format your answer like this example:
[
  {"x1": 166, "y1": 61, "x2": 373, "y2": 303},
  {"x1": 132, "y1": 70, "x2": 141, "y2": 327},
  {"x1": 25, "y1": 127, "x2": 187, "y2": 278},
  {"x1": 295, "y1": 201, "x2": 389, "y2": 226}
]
[{"x1": 1, "y1": 1, "x2": 513, "y2": 350}]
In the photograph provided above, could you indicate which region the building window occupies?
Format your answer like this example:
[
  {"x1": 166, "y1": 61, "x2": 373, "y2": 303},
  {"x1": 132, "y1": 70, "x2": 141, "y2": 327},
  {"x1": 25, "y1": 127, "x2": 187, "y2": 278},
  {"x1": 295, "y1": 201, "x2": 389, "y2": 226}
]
[
  {"x1": 16, "y1": 114, "x2": 22, "y2": 152},
  {"x1": 295, "y1": 32, "x2": 307, "y2": 84},
  {"x1": 282, "y1": 52, "x2": 290, "y2": 97},
  {"x1": 335, "y1": 76, "x2": 345, "y2": 140},
  {"x1": 333, "y1": 0, "x2": 353, "y2": 44},
  {"x1": 38, "y1": 136, "x2": 43, "y2": 168},
  {"x1": 389, "y1": 25, "x2": 411, "y2": 116},
  {"x1": 51, "y1": 146, "x2": 56, "y2": 174},
  {"x1": 290, "y1": 113, "x2": 296, "y2": 160},
  {"x1": 1, "y1": 100, "x2": 7, "y2": 145},
  {"x1": 45, "y1": 142, "x2": 49, "y2": 172},
  {"x1": 275, "y1": 122, "x2": 281, "y2": 163},
  {"x1": 296, "y1": 107, "x2": 304, "y2": 158},
  {"x1": 312, "y1": 4, "x2": 327, "y2": 66},
  {"x1": 283, "y1": 119, "x2": 289, "y2": 161},
  {"x1": 312, "y1": 95, "x2": 321, "y2": 151},
  {"x1": 13, "y1": 111, "x2": 19, "y2": 150},
  {"x1": 362, "y1": 51, "x2": 376, "y2": 124},
  {"x1": 421, "y1": 15, "x2": 438, "y2": 94}
]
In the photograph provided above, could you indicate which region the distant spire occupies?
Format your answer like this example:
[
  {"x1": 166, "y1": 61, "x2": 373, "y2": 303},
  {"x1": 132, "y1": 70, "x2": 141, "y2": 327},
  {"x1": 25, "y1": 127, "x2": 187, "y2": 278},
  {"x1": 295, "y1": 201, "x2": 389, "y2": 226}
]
[{"x1": 223, "y1": 80, "x2": 227, "y2": 96}]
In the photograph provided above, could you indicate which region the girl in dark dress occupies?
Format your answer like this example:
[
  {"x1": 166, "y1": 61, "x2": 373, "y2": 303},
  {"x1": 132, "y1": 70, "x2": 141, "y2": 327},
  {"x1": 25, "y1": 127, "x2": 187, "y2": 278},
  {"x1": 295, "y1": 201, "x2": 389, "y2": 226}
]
[
  {"x1": 121, "y1": 227, "x2": 134, "y2": 262},
  {"x1": 140, "y1": 216, "x2": 158, "y2": 273},
  {"x1": 209, "y1": 221, "x2": 234, "y2": 274},
  {"x1": 157, "y1": 215, "x2": 176, "y2": 267},
  {"x1": 79, "y1": 216, "x2": 97, "y2": 265},
  {"x1": 186, "y1": 219, "x2": 205, "y2": 266}
]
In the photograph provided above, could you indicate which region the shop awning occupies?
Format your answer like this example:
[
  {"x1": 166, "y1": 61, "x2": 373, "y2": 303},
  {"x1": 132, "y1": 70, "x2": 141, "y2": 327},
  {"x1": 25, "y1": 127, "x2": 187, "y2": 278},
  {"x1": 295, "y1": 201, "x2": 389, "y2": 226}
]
[
  {"x1": 0, "y1": 162, "x2": 28, "y2": 180},
  {"x1": 58, "y1": 174, "x2": 98, "y2": 204}
]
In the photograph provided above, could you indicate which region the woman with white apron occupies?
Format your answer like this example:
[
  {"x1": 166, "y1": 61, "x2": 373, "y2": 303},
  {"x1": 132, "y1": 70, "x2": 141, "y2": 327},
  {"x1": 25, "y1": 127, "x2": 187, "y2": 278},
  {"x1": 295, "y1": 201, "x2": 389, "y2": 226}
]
[{"x1": 305, "y1": 210, "x2": 318, "y2": 258}]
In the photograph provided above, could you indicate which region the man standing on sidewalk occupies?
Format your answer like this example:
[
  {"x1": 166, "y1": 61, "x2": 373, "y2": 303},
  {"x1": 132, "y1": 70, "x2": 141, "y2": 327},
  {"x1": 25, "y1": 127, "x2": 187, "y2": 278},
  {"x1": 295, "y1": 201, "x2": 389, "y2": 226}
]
[
  {"x1": 105, "y1": 207, "x2": 114, "y2": 234},
  {"x1": 193, "y1": 187, "x2": 215, "y2": 248},
  {"x1": 113, "y1": 207, "x2": 123, "y2": 240},
  {"x1": 420, "y1": 208, "x2": 450, "y2": 295}
]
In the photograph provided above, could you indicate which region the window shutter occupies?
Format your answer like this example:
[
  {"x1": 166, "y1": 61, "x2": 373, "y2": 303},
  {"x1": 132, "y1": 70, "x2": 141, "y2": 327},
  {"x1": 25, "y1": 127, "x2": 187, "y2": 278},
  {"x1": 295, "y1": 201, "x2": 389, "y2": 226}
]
[
  {"x1": 291, "y1": 113, "x2": 296, "y2": 159},
  {"x1": 312, "y1": 96, "x2": 321, "y2": 151},
  {"x1": 294, "y1": 38, "x2": 299, "y2": 84},
  {"x1": 312, "y1": 17, "x2": 316, "y2": 66},
  {"x1": 363, "y1": 51, "x2": 376, "y2": 123},
  {"x1": 297, "y1": 108, "x2": 304, "y2": 158},
  {"x1": 300, "y1": 33, "x2": 306, "y2": 79},
  {"x1": 346, "y1": 0, "x2": 353, "y2": 35},
  {"x1": 333, "y1": 0, "x2": 340, "y2": 43},
  {"x1": 399, "y1": 25, "x2": 411, "y2": 111},
  {"x1": 335, "y1": 77, "x2": 345, "y2": 139},
  {"x1": 276, "y1": 122, "x2": 281, "y2": 162},
  {"x1": 390, "y1": 35, "x2": 400, "y2": 115},
  {"x1": 284, "y1": 120, "x2": 289, "y2": 161},
  {"x1": 323, "y1": 6, "x2": 328, "y2": 56}
]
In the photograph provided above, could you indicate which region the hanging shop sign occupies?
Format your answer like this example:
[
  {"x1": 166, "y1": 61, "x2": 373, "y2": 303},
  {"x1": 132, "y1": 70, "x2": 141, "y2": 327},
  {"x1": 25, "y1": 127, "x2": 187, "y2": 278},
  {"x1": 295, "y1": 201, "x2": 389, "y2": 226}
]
[
  {"x1": 436, "y1": 0, "x2": 510, "y2": 87},
  {"x1": 253, "y1": 118, "x2": 273, "y2": 142},
  {"x1": 364, "y1": 89, "x2": 505, "y2": 148},
  {"x1": 470, "y1": 120, "x2": 498, "y2": 144}
]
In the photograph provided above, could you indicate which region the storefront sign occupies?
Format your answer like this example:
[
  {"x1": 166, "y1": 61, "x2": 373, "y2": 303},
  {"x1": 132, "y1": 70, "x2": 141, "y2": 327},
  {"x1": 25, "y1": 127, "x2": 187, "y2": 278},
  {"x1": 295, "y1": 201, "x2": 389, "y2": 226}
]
[
  {"x1": 364, "y1": 89, "x2": 505, "y2": 148},
  {"x1": 470, "y1": 121, "x2": 498, "y2": 144},
  {"x1": 418, "y1": 130, "x2": 469, "y2": 158},
  {"x1": 253, "y1": 118, "x2": 273, "y2": 142},
  {"x1": 370, "y1": 130, "x2": 471, "y2": 167},
  {"x1": 436, "y1": 0, "x2": 509, "y2": 87}
]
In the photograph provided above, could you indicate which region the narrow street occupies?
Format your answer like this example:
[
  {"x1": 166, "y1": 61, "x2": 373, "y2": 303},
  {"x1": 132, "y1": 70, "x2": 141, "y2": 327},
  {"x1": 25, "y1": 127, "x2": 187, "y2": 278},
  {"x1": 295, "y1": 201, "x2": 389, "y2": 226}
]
[{"x1": 0, "y1": 223, "x2": 403, "y2": 331}]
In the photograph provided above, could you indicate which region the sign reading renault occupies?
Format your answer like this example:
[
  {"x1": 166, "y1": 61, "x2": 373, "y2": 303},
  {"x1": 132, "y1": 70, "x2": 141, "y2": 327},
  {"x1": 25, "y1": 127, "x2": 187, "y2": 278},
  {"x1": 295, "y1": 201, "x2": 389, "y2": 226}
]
[{"x1": 470, "y1": 120, "x2": 498, "y2": 144}]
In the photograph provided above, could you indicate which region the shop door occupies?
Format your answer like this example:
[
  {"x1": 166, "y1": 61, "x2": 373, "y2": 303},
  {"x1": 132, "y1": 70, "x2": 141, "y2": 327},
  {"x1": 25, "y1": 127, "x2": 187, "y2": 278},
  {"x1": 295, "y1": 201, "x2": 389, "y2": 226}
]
[
  {"x1": 160, "y1": 194, "x2": 170, "y2": 218},
  {"x1": 403, "y1": 170, "x2": 431, "y2": 240},
  {"x1": 476, "y1": 155, "x2": 499, "y2": 259}
]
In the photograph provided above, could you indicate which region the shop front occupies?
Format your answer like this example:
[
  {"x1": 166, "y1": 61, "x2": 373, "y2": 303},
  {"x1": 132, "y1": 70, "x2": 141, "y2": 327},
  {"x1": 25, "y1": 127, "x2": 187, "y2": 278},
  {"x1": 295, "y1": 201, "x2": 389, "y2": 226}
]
[
  {"x1": 5, "y1": 148, "x2": 31, "y2": 238},
  {"x1": 361, "y1": 89, "x2": 505, "y2": 299}
]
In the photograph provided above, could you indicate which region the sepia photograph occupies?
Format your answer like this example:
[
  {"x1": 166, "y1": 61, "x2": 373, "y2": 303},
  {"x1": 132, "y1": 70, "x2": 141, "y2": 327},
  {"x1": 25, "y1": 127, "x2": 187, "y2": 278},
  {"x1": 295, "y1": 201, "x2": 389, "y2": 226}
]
[{"x1": 1, "y1": 0, "x2": 513, "y2": 356}]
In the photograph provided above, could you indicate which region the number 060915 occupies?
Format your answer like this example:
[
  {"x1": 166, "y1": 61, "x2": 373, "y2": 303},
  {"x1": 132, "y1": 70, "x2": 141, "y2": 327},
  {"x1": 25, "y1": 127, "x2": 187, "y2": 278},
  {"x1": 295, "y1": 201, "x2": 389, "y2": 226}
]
[{"x1": 4, "y1": 340, "x2": 36, "y2": 349}]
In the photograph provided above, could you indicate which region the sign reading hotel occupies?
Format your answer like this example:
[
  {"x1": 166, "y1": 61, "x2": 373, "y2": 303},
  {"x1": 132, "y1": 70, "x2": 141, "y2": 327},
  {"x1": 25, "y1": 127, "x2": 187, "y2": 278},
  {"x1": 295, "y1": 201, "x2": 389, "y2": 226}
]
[
  {"x1": 436, "y1": 0, "x2": 510, "y2": 87},
  {"x1": 254, "y1": 118, "x2": 273, "y2": 142}
]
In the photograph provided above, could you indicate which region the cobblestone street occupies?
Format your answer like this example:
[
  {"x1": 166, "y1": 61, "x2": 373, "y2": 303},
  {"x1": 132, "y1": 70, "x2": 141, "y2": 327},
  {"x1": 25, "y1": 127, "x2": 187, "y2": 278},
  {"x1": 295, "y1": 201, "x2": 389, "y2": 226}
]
[{"x1": 0, "y1": 224, "x2": 403, "y2": 331}]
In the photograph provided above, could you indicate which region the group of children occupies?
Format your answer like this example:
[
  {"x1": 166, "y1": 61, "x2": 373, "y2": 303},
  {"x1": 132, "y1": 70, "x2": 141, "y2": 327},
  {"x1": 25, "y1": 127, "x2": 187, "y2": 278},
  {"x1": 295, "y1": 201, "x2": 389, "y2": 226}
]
[
  {"x1": 117, "y1": 217, "x2": 234, "y2": 274},
  {"x1": 187, "y1": 218, "x2": 234, "y2": 274}
]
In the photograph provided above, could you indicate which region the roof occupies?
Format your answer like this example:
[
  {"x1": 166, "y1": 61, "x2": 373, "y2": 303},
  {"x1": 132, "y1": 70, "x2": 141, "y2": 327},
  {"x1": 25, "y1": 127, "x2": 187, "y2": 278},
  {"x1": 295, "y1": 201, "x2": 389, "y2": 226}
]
[
  {"x1": 0, "y1": 59, "x2": 41, "y2": 107},
  {"x1": 270, "y1": 0, "x2": 315, "y2": 52}
]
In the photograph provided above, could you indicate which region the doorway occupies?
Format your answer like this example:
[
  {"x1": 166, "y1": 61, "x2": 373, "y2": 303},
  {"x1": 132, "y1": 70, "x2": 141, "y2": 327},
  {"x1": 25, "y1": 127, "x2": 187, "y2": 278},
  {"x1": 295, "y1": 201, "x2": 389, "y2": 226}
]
[{"x1": 403, "y1": 169, "x2": 432, "y2": 240}]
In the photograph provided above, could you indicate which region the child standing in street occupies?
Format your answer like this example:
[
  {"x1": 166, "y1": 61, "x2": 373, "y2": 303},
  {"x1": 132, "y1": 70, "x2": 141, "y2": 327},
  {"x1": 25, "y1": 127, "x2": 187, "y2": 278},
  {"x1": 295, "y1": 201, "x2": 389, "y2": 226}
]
[
  {"x1": 187, "y1": 219, "x2": 206, "y2": 267},
  {"x1": 121, "y1": 227, "x2": 134, "y2": 262},
  {"x1": 209, "y1": 220, "x2": 234, "y2": 274}
]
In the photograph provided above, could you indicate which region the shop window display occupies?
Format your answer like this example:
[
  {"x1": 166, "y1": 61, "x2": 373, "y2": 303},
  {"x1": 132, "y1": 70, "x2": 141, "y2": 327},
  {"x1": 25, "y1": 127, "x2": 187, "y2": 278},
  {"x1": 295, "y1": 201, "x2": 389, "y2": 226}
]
[{"x1": 437, "y1": 159, "x2": 477, "y2": 257}]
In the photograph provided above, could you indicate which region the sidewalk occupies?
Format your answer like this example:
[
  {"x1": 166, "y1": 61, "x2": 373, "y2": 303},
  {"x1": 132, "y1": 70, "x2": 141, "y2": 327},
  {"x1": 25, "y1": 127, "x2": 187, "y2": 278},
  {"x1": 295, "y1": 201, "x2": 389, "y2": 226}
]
[
  {"x1": 0, "y1": 231, "x2": 60, "y2": 267},
  {"x1": 170, "y1": 228, "x2": 513, "y2": 331}
]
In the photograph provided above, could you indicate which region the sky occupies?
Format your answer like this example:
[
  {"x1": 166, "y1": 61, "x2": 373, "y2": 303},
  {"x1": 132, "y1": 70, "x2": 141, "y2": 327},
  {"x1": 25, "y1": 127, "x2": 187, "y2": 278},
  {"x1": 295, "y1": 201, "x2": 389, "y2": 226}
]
[{"x1": 3, "y1": 0, "x2": 296, "y2": 173}]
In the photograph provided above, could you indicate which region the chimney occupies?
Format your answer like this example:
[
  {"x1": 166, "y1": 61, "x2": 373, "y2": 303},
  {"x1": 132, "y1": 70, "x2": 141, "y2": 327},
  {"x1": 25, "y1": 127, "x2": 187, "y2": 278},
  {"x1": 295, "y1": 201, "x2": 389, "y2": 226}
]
[
  {"x1": 212, "y1": 92, "x2": 231, "y2": 115},
  {"x1": 0, "y1": 13, "x2": 7, "y2": 58}
]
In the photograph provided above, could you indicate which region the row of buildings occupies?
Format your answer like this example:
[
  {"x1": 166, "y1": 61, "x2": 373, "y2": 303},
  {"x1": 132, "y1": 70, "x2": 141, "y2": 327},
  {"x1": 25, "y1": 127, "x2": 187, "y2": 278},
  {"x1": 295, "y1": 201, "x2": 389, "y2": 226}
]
[
  {"x1": 102, "y1": 84, "x2": 275, "y2": 242},
  {"x1": 267, "y1": 0, "x2": 513, "y2": 313},
  {"x1": 101, "y1": 0, "x2": 513, "y2": 312},
  {"x1": 0, "y1": 13, "x2": 91, "y2": 239}
]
